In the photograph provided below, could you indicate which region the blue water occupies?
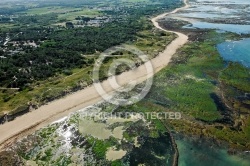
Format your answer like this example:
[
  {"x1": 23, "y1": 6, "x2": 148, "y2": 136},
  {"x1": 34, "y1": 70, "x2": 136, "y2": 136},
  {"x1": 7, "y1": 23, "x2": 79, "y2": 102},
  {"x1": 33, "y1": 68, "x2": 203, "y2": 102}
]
[
  {"x1": 183, "y1": 22, "x2": 250, "y2": 34},
  {"x1": 217, "y1": 38, "x2": 250, "y2": 68}
]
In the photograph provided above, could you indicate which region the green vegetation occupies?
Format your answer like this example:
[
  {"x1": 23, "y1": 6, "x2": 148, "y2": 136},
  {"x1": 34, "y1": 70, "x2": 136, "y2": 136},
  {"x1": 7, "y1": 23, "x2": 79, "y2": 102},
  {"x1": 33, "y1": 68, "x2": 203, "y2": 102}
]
[
  {"x1": 151, "y1": 42, "x2": 223, "y2": 121},
  {"x1": 0, "y1": 4, "x2": 176, "y2": 115},
  {"x1": 111, "y1": 160, "x2": 123, "y2": 166},
  {"x1": 102, "y1": 30, "x2": 250, "y2": 150},
  {"x1": 57, "y1": 9, "x2": 100, "y2": 22},
  {"x1": 220, "y1": 63, "x2": 250, "y2": 92},
  {"x1": 5, "y1": 0, "x2": 250, "y2": 164},
  {"x1": 133, "y1": 31, "x2": 250, "y2": 149},
  {"x1": 0, "y1": 28, "x2": 174, "y2": 114},
  {"x1": 19, "y1": 6, "x2": 82, "y2": 15},
  {"x1": 87, "y1": 137, "x2": 114, "y2": 159},
  {"x1": 1, "y1": 101, "x2": 174, "y2": 165}
]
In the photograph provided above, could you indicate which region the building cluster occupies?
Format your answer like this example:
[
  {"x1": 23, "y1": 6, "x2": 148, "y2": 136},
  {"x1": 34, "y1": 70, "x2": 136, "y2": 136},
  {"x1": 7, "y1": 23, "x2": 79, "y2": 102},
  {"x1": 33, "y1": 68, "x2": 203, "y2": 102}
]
[{"x1": 74, "y1": 16, "x2": 111, "y2": 27}]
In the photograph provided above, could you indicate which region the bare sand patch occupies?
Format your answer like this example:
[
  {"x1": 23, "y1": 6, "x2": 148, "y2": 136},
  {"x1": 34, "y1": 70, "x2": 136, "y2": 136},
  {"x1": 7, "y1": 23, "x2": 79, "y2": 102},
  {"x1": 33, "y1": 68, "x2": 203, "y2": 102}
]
[
  {"x1": 78, "y1": 119, "x2": 111, "y2": 139},
  {"x1": 26, "y1": 160, "x2": 38, "y2": 166},
  {"x1": 113, "y1": 126, "x2": 125, "y2": 140},
  {"x1": 106, "y1": 147, "x2": 127, "y2": 161}
]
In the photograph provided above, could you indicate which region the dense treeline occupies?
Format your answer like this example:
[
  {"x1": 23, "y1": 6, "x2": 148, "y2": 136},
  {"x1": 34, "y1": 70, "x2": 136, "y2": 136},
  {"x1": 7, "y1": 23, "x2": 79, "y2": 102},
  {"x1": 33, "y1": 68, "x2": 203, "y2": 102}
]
[
  {"x1": 0, "y1": 7, "x2": 26, "y2": 15},
  {"x1": 0, "y1": 0, "x2": 180, "y2": 89},
  {"x1": 0, "y1": 16, "x2": 147, "y2": 88},
  {"x1": 15, "y1": 14, "x2": 58, "y2": 26},
  {"x1": 11, "y1": 27, "x2": 54, "y2": 42},
  {"x1": 47, "y1": 19, "x2": 145, "y2": 54},
  {"x1": 0, "y1": 49, "x2": 84, "y2": 88}
]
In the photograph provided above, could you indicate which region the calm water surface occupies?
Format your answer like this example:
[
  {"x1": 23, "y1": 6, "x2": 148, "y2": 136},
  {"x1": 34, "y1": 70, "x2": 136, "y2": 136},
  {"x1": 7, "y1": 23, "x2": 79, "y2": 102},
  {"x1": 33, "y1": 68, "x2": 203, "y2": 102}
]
[
  {"x1": 217, "y1": 38, "x2": 250, "y2": 68},
  {"x1": 177, "y1": 136, "x2": 250, "y2": 166}
]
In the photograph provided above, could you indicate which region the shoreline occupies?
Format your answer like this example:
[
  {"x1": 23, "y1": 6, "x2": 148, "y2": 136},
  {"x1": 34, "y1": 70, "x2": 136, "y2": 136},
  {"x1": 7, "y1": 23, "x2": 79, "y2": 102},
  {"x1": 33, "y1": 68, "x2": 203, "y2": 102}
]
[{"x1": 0, "y1": 0, "x2": 189, "y2": 149}]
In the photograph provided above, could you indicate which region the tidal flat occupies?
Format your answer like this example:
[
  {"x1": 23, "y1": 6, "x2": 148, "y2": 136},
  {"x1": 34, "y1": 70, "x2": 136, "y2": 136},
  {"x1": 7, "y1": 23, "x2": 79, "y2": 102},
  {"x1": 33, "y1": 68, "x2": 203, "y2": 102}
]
[
  {"x1": 0, "y1": 102, "x2": 175, "y2": 165},
  {"x1": 171, "y1": 0, "x2": 250, "y2": 34}
]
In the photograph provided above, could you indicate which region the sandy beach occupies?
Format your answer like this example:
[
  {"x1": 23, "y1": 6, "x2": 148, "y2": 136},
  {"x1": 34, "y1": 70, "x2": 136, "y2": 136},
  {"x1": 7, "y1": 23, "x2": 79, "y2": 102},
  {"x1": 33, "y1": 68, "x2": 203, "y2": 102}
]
[{"x1": 0, "y1": 0, "x2": 189, "y2": 149}]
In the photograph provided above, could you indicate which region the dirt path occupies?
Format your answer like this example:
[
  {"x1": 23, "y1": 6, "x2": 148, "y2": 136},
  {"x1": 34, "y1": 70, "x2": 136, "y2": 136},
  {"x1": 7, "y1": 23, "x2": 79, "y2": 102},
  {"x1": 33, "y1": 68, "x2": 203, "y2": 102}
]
[{"x1": 0, "y1": 0, "x2": 189, "y2": 149}]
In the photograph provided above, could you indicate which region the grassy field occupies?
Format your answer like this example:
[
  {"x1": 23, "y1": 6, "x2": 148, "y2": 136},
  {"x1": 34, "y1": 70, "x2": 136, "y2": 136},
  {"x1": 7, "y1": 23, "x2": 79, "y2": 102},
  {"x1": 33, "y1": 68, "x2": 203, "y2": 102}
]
[
  {"x1": 135, "y1": 39, "x2": 225, "y2": 122},
  {"x1": 135, "y1": 30, "x2": 176, "y2": 58},
  {"x1": 20, "y1": 6, "x2": 82, "y2": 15},
  {"x1": 56, "y1": 8, "x2": 100, "y2": 21},
  {"x1": 0, "y1": 23, "x2": 16, "y2": 31},
  {"x1": 18, "y1": 6, "x2": 100, "y2": 23}
]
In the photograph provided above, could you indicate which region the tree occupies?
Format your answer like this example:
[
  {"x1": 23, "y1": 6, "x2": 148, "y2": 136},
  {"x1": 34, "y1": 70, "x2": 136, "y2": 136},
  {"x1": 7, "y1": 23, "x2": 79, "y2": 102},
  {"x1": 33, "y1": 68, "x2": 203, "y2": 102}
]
[{"x1": 66, "y1": 22, "x2": 74, "y2": 29}]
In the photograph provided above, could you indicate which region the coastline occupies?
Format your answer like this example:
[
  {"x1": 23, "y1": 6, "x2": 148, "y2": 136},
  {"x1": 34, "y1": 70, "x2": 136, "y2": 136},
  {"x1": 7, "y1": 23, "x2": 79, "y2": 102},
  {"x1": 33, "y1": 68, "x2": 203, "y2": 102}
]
[{"x1": 0, "y1": 0, "x2": 189, "y2": 149}]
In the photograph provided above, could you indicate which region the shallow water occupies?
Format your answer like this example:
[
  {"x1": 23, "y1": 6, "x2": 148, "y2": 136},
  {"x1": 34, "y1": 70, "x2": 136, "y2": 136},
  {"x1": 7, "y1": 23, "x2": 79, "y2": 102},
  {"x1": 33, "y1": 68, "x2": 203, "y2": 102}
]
[
  {"x1": 176, "y1": 13, "x2": 232, "y2": 19},
  {"x1": 217, "y1": 38, "x2": 250, "y2": 68},
  {"x1": 175, "y1": 0, "x2": 250, "y2": 34},
  {"x1": 176, "y1": 136, "x2": 250, "y2": 166},
  {"x1": 174, "y1": 0, "x2": 250, "y2": 66},
  {"x1": 172, "y1": 1, "x2": 250, "y2": 165},
  {"x1": 184, "y1": 22, "x2": 250, "y2": 34}
]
